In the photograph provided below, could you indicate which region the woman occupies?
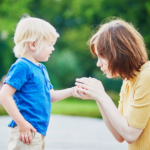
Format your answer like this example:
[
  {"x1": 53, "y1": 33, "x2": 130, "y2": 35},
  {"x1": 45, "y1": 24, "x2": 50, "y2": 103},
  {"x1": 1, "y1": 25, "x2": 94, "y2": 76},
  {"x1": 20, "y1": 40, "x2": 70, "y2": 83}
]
[{"x1": 73, "y1": 19, "x2": 150, "y2": 150}]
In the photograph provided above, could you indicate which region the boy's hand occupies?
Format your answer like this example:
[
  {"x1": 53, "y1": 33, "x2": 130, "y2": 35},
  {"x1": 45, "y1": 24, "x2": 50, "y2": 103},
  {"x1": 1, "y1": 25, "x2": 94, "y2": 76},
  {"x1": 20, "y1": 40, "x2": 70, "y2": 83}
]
[
  {"x1": 18, "y1": 120, "x2": 36, "y2": 145},
  {"x1": 72, "y1": 86, "x2": 85, "y2": 99}
]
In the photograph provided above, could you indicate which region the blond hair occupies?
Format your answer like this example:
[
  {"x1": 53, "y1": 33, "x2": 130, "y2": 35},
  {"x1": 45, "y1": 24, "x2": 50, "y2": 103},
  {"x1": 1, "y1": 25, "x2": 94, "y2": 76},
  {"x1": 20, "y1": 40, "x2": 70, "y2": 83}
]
[{"x1": 13, "y1": 15, "x2": 59, "y2": 58}]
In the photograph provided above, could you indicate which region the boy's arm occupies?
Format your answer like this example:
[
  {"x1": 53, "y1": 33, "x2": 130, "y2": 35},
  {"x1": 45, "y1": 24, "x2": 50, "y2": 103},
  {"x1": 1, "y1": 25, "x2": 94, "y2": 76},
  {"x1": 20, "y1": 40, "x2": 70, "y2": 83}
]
[
  {"x1": 0, "y1": 84, "x2": 36, "y2": 145},
  {"x1": 50, "y1": 88, "x2": 73, "y2": 103}
]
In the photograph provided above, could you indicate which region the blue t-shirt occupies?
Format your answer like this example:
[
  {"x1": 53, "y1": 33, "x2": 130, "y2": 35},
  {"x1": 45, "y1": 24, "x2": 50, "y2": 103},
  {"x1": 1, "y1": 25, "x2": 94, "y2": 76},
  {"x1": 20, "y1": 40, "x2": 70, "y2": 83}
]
[{"x1": 4, "y1": 57, "x2": 53, "y2": 136}]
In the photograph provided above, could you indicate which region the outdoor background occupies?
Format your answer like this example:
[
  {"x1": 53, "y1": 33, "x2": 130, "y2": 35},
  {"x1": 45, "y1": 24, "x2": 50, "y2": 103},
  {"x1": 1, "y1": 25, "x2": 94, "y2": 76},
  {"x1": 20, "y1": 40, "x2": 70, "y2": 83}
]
[{"x1": 0, "y1": 0, "x2": 150, "y2": 118}]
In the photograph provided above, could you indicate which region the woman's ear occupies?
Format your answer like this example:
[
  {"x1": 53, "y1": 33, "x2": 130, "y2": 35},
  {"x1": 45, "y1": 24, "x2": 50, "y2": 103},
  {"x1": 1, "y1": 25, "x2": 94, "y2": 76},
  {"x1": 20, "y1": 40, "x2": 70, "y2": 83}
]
[{"x1": 29, "y1": 41, "x2": 36, "y2": 51}]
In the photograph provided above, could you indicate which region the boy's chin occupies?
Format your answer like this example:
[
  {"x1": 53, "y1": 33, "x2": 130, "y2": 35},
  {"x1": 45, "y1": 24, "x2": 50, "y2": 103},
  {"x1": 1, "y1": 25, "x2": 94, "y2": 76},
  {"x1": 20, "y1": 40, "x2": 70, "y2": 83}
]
[{"x1": 38, "y1": 58, "x2": 49, "y2": 62}]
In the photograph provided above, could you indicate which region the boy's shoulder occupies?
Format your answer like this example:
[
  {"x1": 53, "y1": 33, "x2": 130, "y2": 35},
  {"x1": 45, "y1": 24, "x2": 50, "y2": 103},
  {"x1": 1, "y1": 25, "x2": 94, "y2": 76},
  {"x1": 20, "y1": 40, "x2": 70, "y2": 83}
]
[
  {"x1": 14, "y1": 57, "x2": 39, "y2": 70},
  {"x1": 9, "y1": 57, "x2": 31, "y2": 72},
  {"x1": 15, "y1": 57, "x2": 29, "y2": 65},
  {"x1": 11, "y1": 58, "x2": 48, "y2": 74}
]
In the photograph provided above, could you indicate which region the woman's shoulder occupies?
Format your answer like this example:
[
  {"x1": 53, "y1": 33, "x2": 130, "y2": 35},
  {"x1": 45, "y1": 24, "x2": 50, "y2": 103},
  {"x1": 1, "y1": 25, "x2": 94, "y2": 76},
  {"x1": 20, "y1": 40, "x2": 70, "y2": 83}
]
[
  {"x1": 134, "y1": 62, "x2": 150, "y2": 85},
  {"x1": 139, "y1": 61, "x2": 150, "y2": 76}
]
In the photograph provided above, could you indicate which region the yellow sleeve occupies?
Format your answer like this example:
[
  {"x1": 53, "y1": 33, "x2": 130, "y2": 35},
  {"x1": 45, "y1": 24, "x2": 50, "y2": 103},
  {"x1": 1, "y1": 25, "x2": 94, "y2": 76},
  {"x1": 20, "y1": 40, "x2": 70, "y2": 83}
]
[
  {"x1": 127, "y1": 71, "x2": 150, "y2": 129},
  {"x1": 118, "y1": 81, "x2": 126, "y2": 115}
]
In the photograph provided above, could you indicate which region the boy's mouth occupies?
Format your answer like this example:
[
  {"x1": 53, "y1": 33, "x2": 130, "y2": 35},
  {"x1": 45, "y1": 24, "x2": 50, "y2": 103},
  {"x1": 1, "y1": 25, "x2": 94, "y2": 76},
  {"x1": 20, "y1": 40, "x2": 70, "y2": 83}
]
[{"x1": 49, "y1": 53, "x2": 52, "y2": 57}]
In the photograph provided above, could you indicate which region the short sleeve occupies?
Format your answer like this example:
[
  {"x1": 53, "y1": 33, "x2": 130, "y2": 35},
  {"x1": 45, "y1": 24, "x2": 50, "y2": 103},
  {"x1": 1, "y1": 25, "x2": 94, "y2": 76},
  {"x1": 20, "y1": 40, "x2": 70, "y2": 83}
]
[
  {"x1": 127, "y1": 71, "x2": 150, "y2": 129},
  {"x1": 4, "y1": 61, "x2": 29, "y2": 90},
  {"x1": 118, "y1": 81, "x2": 126, "y2": 115}
]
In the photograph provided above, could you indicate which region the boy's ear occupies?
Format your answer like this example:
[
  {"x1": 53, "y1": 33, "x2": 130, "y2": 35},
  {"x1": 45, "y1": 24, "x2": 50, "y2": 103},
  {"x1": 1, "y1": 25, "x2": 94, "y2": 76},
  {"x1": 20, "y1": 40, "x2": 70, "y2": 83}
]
[{"x1": 29, "y1": 41, "x2": 36, "y2": 51}]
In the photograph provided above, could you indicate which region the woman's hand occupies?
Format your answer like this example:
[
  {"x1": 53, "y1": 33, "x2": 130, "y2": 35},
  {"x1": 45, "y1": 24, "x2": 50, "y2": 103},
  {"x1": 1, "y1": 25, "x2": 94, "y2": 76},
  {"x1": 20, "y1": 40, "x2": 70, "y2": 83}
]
[{"x1": 75, "y1": 77, "x2": 107, "y2": 101}]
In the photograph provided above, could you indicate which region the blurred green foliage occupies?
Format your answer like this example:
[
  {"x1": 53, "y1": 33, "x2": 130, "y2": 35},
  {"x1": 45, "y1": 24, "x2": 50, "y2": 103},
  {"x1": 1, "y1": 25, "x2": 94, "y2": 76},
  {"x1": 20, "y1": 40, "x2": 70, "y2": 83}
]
[{"x1": 0, "y1": 0, "x2": 150, "y2": 94}]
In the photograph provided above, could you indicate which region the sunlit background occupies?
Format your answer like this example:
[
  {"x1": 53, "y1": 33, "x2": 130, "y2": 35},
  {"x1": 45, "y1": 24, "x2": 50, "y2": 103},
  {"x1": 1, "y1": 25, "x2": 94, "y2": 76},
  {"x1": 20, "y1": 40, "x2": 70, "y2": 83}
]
[{"x1": 0, "y1": 0, "x2": 150, "y2": 118}]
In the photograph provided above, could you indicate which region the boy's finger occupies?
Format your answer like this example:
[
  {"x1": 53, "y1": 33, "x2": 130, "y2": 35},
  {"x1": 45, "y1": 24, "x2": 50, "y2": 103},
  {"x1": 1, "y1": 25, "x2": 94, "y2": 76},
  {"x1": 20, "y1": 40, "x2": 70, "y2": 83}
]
[
  {"x1": 19, "y1": 134, "x2": 22, "y2": 141},
  {"x1": 74, "y1": 87, "x2": 80, "y2": 98},
  {"x1": 24, "y1": 134, "x2": 29, "y2": 144},
  {"x1": 28, "y1": 132, "x2": 32, "y2": 143},
  {"x1": 21, "y1": 134, "x2": 26, "y2": 144},
  {"x1": 28, "y1": 133, "x2": 32, "y2": 143},
  {"x1": 31, "y1": 126, "x2": 36, "y2": 132}
]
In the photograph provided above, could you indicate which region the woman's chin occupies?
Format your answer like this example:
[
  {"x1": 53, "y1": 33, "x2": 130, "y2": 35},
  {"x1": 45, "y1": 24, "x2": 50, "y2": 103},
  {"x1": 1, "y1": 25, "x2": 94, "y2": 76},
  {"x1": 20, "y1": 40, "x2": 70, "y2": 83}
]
[{"x1": 106, "y1": 74, "x2": 113, "y2": 79}]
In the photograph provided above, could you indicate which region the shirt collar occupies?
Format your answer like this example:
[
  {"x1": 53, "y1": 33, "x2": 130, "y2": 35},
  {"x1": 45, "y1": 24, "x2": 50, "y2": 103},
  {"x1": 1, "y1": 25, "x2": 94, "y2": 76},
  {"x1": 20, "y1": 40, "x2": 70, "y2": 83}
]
[{"x1": 125, "y1": 61, "x2": 150, "y2": 85}]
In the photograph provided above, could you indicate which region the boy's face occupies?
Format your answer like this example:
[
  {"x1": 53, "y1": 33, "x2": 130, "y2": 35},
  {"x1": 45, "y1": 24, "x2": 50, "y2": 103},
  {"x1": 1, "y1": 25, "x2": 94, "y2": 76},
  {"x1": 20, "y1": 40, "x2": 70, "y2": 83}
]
[{"x1": 35, "y1": 40, "x2": 56, "y2": 62}]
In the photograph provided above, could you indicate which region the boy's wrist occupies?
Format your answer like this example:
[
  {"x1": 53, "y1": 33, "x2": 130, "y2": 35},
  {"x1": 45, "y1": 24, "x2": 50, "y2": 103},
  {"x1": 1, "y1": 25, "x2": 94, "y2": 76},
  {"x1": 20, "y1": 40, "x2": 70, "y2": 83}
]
[
  {"x1": 16, "y1": 117, "x2": 26, "y2": 127},
  {"x1": 70, "y1": 87, "x2": 74, "y2": 96}
]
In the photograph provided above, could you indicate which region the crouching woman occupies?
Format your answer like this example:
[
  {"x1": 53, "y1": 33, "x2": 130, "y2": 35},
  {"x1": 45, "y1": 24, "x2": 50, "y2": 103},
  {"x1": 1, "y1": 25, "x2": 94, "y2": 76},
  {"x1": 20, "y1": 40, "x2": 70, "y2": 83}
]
[{"x1": 73, "y1": 19, "x2": 150, "y2": 150}]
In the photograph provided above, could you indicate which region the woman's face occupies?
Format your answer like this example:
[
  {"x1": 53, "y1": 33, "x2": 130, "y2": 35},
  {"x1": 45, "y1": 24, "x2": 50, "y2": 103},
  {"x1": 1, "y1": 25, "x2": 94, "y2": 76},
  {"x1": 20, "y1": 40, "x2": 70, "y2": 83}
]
[{"x1": 95, "y1": 46, "x2": 113, "y2": 79}]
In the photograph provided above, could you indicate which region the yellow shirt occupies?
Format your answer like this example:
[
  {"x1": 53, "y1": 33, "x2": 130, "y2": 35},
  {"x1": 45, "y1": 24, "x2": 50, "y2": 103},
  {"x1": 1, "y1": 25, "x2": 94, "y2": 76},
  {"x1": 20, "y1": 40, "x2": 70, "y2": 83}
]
[{"x1": 118, "y1": 61, "x2": 150, "y2": 150}]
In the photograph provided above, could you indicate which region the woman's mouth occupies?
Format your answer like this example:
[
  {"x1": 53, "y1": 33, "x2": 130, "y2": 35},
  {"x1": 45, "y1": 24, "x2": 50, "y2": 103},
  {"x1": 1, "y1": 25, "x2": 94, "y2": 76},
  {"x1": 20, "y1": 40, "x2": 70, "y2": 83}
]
[{"x1": 102, "y1": 70, "x2": 106, "y2": 73}]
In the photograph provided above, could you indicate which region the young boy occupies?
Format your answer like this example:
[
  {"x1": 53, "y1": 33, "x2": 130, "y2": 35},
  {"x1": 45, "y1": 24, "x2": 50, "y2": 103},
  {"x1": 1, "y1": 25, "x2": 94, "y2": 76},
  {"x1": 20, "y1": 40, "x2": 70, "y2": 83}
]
[{"x1": 0, "y1": 16, "x2": 73, "y2": 150}]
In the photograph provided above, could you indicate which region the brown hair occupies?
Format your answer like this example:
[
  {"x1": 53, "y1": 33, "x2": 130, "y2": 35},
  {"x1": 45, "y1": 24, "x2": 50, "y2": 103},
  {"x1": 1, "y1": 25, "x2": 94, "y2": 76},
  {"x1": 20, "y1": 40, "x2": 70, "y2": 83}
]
[{"x1": 89, "y1": 19, "x2": 148, "y2": 80}]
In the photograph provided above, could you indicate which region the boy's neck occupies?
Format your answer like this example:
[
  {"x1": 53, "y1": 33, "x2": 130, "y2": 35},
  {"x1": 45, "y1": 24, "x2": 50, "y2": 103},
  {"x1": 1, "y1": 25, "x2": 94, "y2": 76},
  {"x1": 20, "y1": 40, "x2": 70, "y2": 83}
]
[{"x1": 22, "y1": 53, "x2": 38, "y2": 66}]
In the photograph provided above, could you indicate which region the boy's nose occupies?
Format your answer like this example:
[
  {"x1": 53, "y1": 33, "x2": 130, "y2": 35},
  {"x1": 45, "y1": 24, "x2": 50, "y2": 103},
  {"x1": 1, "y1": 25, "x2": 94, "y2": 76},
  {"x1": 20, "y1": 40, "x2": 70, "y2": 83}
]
[{"x1": 52, "y1": 46, "x2": 55, "y2": 51}]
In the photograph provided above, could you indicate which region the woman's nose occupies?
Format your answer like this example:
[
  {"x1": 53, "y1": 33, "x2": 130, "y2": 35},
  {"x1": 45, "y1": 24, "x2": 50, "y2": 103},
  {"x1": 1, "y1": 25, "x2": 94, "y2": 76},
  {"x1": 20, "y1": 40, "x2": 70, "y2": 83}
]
[{"x1": 97, "y1": 58, "x2": 103, "y2": 67}]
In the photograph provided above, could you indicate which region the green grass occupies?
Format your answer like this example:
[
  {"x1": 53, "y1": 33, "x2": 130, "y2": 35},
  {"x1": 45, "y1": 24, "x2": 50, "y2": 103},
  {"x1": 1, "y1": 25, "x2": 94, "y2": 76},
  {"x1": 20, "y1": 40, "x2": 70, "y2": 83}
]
[
  {"x1": 0, "y1": 104, "x2": 8, "y2": 116},
  {"x1": 51, "y1": 97, "x2": 102, "y2": 118},
  {"x1": 51, "y1": 91, "x2": 119, "y2": 118},
  {"x1": 0, "y1": 90, "x2": 120, "y2": 118}
]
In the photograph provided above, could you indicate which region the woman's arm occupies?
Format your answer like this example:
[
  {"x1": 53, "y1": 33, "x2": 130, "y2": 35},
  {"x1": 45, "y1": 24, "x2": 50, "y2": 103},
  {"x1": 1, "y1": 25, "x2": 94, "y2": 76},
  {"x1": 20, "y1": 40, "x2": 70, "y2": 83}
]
[
  {"x1": 98, "y1": 94, "x2": 143, "y2": 144},
  {"x1": 72, "y1": 85, "x2": 124, "y2": 142},
  {"x1": 96, "y1": 100, "x2": 125, "y2": 142},
  {"x1": 75, "y1": 77, "x2": 143, "y2": 144},
  {"x1": 50, "y1": 88, "x2": 72, "y2": 103}
]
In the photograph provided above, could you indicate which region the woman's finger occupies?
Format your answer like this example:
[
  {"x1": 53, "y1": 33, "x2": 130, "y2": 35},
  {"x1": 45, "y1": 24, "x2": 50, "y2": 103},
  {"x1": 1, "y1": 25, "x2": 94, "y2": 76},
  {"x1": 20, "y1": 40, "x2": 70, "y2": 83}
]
[
  {"x1": 78, "y1": 91, "x2": 89, "y2": 100},
  {"x1": 77, "y1": 77, "x2": 89, "y2": 81},
  {"x1": 75, "y1": 82, "x2": 91, "y2": 90},
  {"x1": 76, "y1": 86, "x2": 91, "y2": 95},
  {"x1": 78, "y1": 91, "x2": 85, "y2": 99},
  {"x1": 76, "y1": 78, "x2": 92, "y2": 86}
]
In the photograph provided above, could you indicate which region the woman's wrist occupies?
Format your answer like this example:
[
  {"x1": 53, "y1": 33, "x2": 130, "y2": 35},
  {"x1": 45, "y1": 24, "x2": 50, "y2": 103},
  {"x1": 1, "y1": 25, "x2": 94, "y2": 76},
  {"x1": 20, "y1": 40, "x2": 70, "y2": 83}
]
[{"x1": 95, "y1": 93, "x2": 109, "y2": 103}]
